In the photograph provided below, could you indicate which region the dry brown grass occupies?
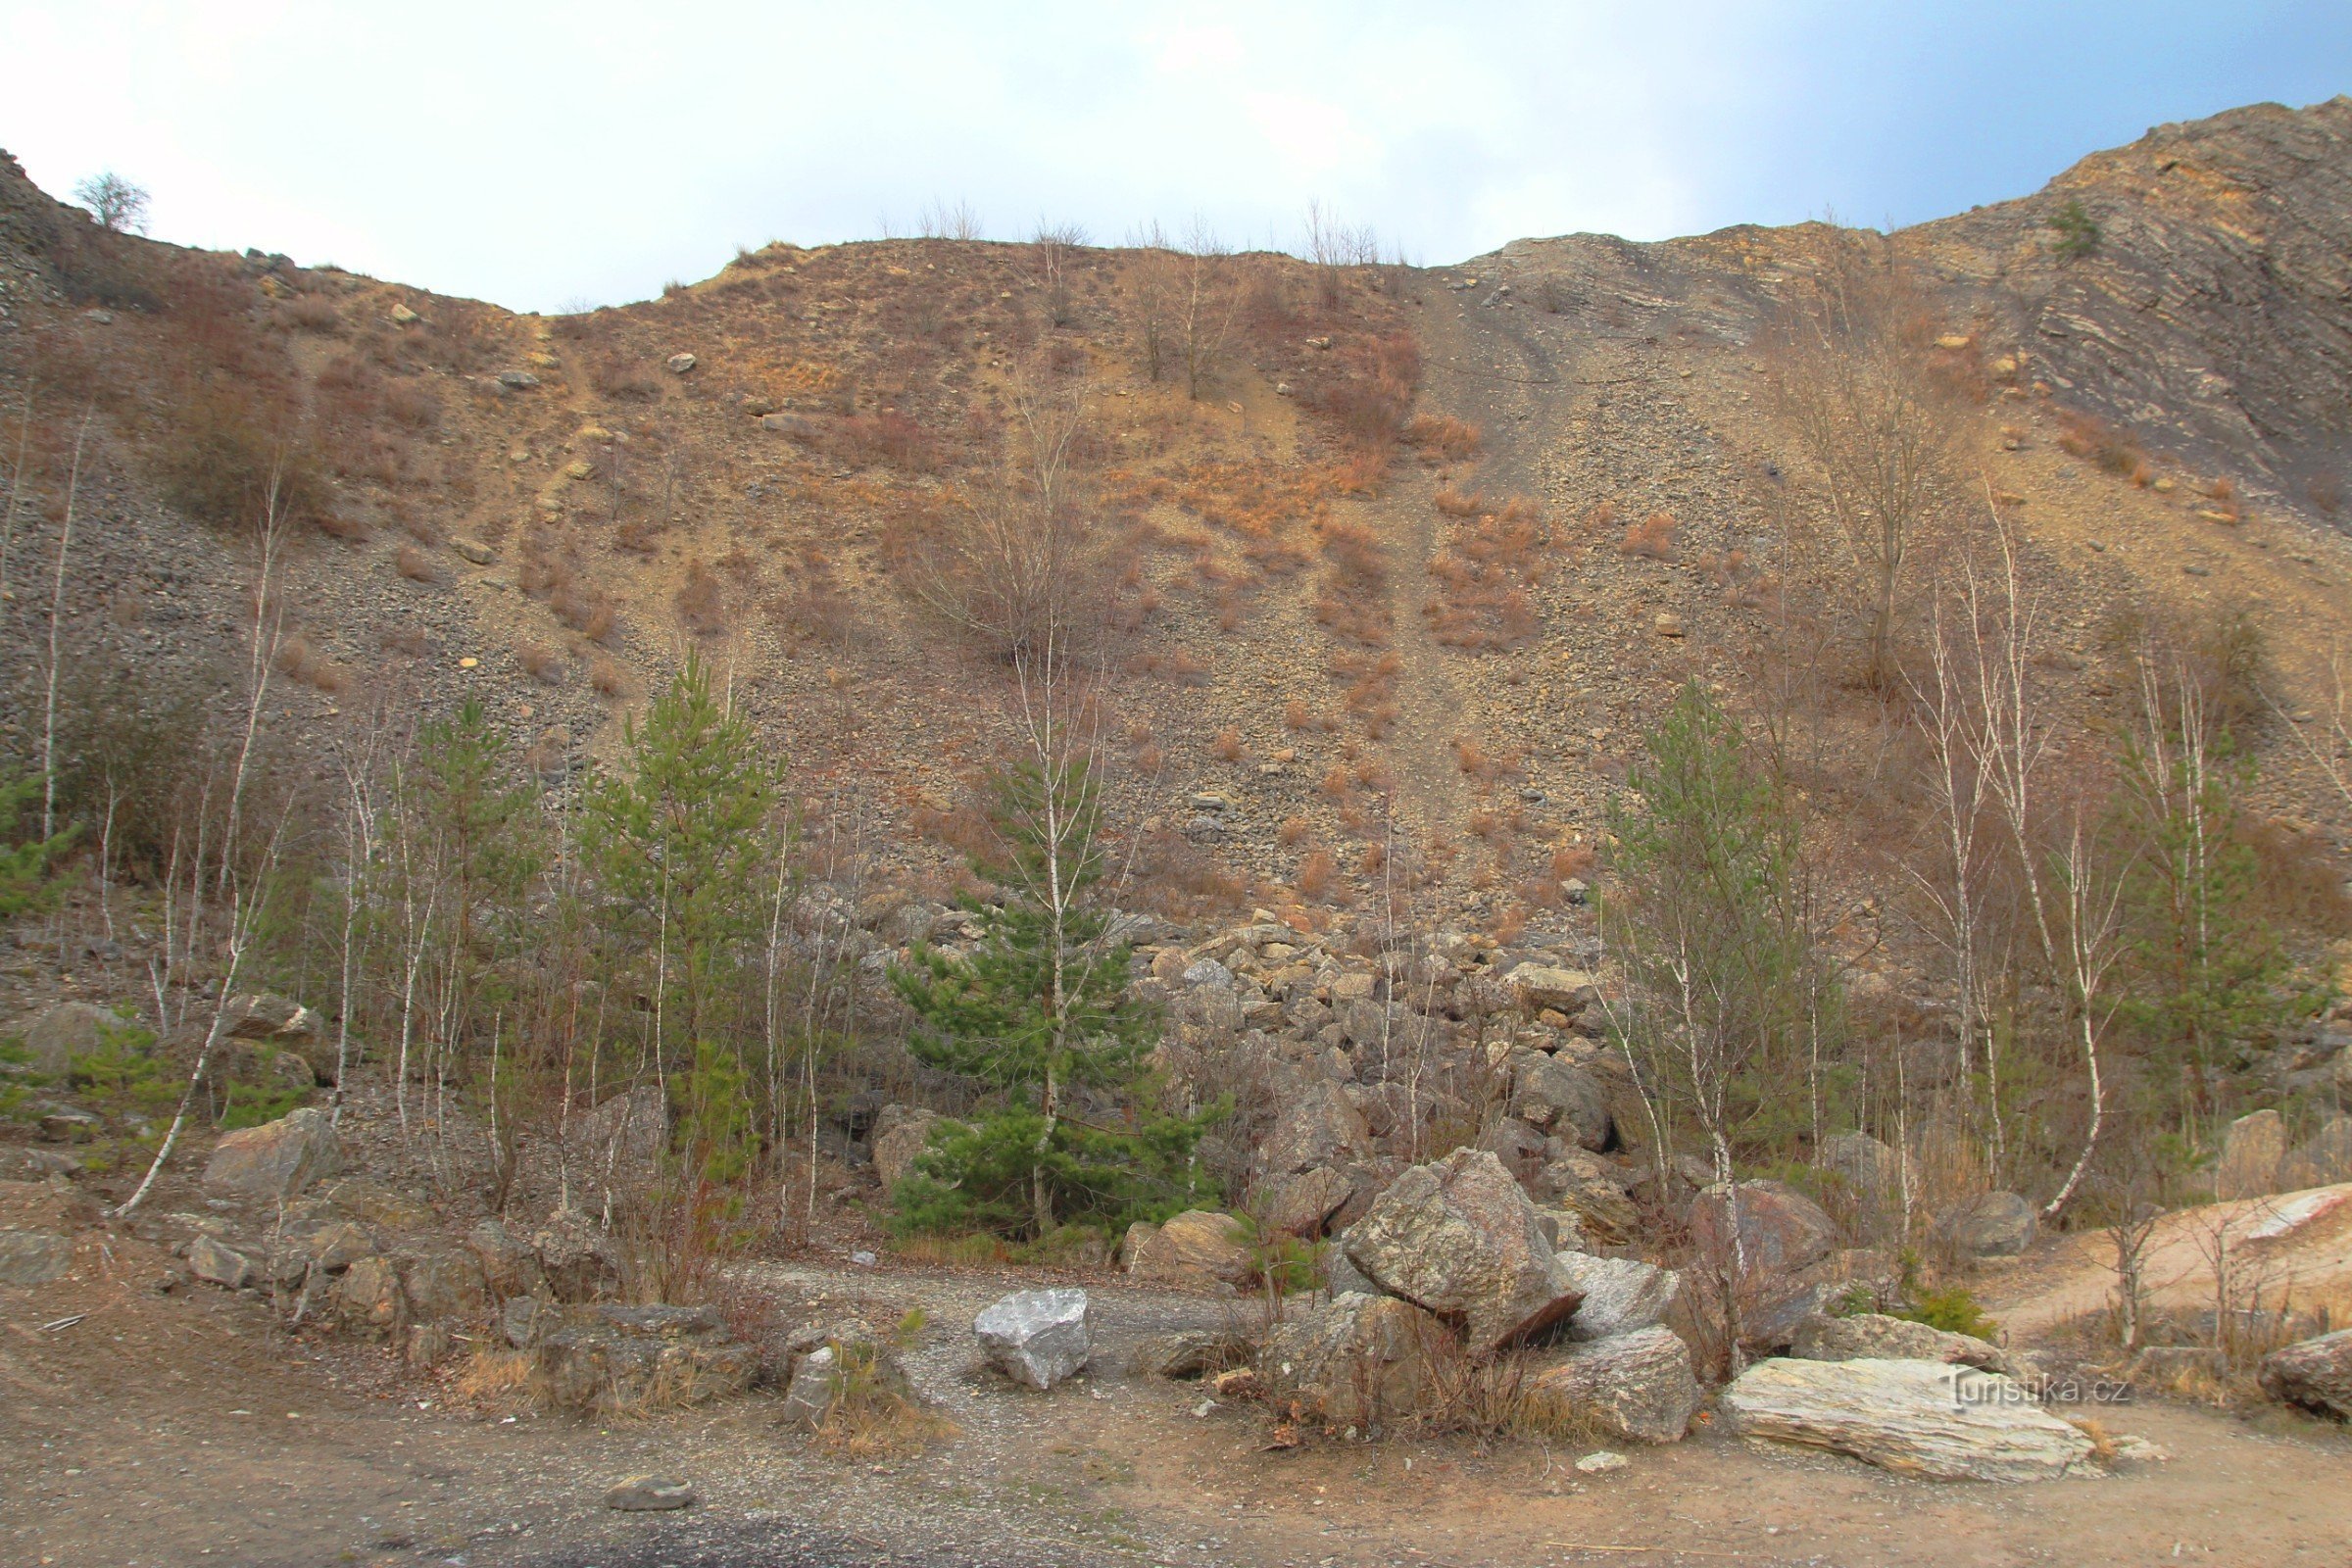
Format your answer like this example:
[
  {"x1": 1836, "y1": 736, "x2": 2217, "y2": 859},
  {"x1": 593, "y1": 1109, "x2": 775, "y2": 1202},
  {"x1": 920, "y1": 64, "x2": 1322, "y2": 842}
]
[
  {"x1": 2055, "y1": 409, "x2": 2147, "y2": 480},
  {"x1": 517, "y1": 642, "x2": 565, "y2": 684},
  {"x1": 395, "y1": 544, "x2": 444, "y2": 584},
  {"x1": 1618, "y1": 510, "x2": 1678, "y2": 560},
  {"x1": 1427, "y1": 496, "x2": 1544, "y2": 652},
  {"x1": 589, "y1": 656, "x2": 628, "y2": 697},
  {"x1": 272, "y1": 633, "x2": 346, "y2": 693},
  {"x1": 1296, "y1": 849, "x2": 1340, "y2": 902},
  {"x1": 1277, "y1": 815, "x2": 1311, "y2": 847},
  {"x1": 1209, "y1": 726, "x2": 1245, "y2": 762},
  {"x1": 1401, "y1": 414, "x2": 1481, "y2": 463},
  {"x1": 676, "y1": 560, "x2": 728, "y2": 636}
]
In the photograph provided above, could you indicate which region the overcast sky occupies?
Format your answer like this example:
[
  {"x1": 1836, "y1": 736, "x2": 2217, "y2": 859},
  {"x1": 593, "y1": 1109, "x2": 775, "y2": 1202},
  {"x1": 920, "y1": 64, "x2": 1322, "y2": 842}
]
[{"x1": 5, "y1": 2, "x2": 2347, "y2": 314}]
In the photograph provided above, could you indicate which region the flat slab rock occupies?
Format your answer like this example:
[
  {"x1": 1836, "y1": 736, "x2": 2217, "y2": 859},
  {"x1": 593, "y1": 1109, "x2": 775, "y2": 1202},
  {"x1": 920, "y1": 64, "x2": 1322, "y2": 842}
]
[
  {"x1": 605, "y1": 1475, "x2": 695, "y2": 1511},
  {"x1": 1722, "y1": 1357, "x2": 2098, "y2": 1482},
  {"x1": 974, "y1": 1288, "x2": 1091, "y2": 1390}
]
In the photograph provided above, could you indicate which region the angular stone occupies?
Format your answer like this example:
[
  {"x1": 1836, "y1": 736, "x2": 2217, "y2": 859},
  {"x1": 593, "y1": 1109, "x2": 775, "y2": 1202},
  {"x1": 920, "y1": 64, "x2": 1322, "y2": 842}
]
[
  {"x1": 975, "y1": 1288, "x2": 1091, "y2": 1390},
  {"x1": 1741, "y1": 1249, "x2": 1902, "y2": 1353},
  {"x1": 1345, "y1": 1149, "x2": 1579, "y2": 1355},
  {"x1": 870, "y1": 1104, "x2": 943, "y2": 1193},
  {"x1": 2216, "y1": 1109, "x2": 2286, "y2": 1200},
  {"x1": 1554, "y1": 1252, "x2": 1683, "y2": 1342},
  {"x1": 0, "y1": 1229, "x2": 72, "y2": 1286},
  {"x1": 336, "y1": 1255, "x2": 406, "y2": 1333},
  {"x1": 665, "y1": 353, "x2": 698, "y2": 375},
  {"x1": 780, "y1": 1345, "x2": 842, "y2": 1430},
  {"x1": 1262, "y1": 1291, "x2": 1447, "y2": 1427},
  {"x1": 1792, "y1": 1311, "x2": 2010, "y2": 1374},
  {"x1": 1505, "y1": 965, "x2": 1598, "y2": 1016},
  {"x1": 201, "y1": 1107, "x2": 341, "y2": 1202},
  {"x1": 1539, "y1": 1154, "x2": 1642, "y2": 1245},
  {"x1": 1722, "y1": 1357, "x2": 2097, "y2": 1482},
  {"x1": 1127, "y1": 1209, "x2": 1252, "y2": 1287},
  {"x1": 1525, "y1": 1326, "x2": 1699, "y2": 1444},
  {"x1": 1940, "y1": 1191, "x2": 2036, "y2": 1259},
  {"x1": 534, "y1": 1205, "x2": 621, "y2": 1302},
  {"x1": 1510, "y1": 1054, "x2": 1612, "y2": 1151},
  {"x1": 397, "y1": 1249, "x2": 488, "y2": 1323},
  {"x1": 466, "y1": 1218, "x2": 546, "y2": 1299},
  {"x1": 1258, "y1": 1078, "x2": 1371, "y2": 1176},
  {"x1": 1258, "y1": 1166, "x2": 1357, "y2": 1238},
  {"x1": 22, "y1": 1001, "x2": 134, "y2": 1075},
  {"x1": 188, "y1": 1234, "x2": 259, "y2": 1290},
  {"x1": 605, "y1": 1475, "x2": 695, "y2": 1511},
  {"x1": 2260, "y1": 1327, "x2": 2352, "y2": 1419},
  {"x1": 534, "y1": 1304, "x2": 756, "y2": 1412}
]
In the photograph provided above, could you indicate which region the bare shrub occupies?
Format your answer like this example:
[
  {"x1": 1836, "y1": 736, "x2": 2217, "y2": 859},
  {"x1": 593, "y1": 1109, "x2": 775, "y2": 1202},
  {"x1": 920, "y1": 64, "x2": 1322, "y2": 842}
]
[
  {"x1": 272, "y1": 633, "x2": 346, "y2": 693},
  {"x1": 589, "y1": 655, "x2": 628, "y2": 696},
  {"x1": 590, "y1": 355, "x2": 661, "y2": 401},
  {"x1": 395, "y1": 544, "x2": 444, "y2": 584},
  {"x1": 1618, "y1": 510, "x2": 1678, "y2": 561},
  {"x1": 517, "y1": 643, "x2": 565, "y2": 684},
  {"x1": 675, "y1": 560, "x2": 728, "y2": 636},
  {"x1": 1209, "y1": 726, "x2": 1244, "y2": 762},
  {"x1": 1402, "y1": 415, "x2": 1481, "y2": 463}
]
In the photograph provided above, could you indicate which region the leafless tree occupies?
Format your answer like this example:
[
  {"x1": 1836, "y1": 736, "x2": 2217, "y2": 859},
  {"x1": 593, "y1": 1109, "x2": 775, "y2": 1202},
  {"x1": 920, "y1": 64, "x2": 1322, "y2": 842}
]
[
  {"x1": 1128, "y1": 220, "x2": 1242, "y2": 400},
  {"x1": 918, "y1": 197, "x2": 984, "y2": 242},
  {"x1": 74, "y1": 172, "x2": 150, "y2": 234},
  {"x1": 39, "y1": 412, "x2": 93, "y2": 841},
  {"x1": 1768, "y1": 235, "x2": 1968, "y2": 691},
  {"x1": 1031, "y1": 220, "x2": 1089, "y2": 329}
]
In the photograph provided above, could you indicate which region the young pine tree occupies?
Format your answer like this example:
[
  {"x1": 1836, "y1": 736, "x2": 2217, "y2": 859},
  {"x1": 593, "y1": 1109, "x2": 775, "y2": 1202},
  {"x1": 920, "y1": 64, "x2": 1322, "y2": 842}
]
[
  {"x1": 582, "y1": 652, "x2": 782, "y2": 1077},
  {"x1": 889, "y1": 755, "x2": 1219, "y2": 1240}
]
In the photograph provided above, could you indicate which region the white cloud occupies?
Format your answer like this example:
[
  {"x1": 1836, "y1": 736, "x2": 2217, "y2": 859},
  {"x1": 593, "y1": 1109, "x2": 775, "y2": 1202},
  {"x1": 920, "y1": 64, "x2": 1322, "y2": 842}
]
[{"x1": 2, "y1": 1, "x2": 2328, "y2": 311}]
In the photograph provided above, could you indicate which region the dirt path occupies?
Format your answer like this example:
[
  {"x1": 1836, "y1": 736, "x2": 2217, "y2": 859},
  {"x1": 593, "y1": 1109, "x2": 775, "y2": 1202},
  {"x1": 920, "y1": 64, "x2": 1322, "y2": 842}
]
[{"x1": 14, "y1": 1242, "x2": 2352, "y2": 1568}]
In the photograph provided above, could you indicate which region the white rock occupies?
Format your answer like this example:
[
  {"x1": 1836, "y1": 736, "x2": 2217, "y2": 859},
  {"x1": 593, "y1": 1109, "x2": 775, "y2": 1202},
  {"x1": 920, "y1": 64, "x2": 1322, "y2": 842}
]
[
  {"x1": 666, "y1": 352, "x2": 698, "y2": 374},
  {"x1": 1574, "y1": 1450, "x2": 1629, "y2": 1474},
  {"x1": 975, "y1": 1288, "x2": 1091, "y2": 1390},
  {"x1": 1554, "y1": 1252, "x2": 1683, "y2": 1341},
  {"x1": 1721, "y1": 1357, "x2": 2098, "y2": 1482}
]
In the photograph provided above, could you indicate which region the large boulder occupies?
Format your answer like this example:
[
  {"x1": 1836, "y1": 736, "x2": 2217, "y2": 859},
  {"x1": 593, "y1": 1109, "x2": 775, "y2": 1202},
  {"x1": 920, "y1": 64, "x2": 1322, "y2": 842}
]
[
  {"x1": 336, "y1": 1255, "x2": 406, "y2": 1334},
  {"x1": 1130, "y1": 1329, "x2": 1253, "y2": 1380},
  {"x1": 22, "y1": 1002, "x2": 134, "y2": 1075},
  {"x1": 2259, "y1": 1327, "x2": 2352, "y2": 1419},
  {"x1": 1125, "y1": 1209, "x2": 1253, "y2": 1287},
  {"x1": 222, "y1": 993, "x2": 333, "y2": 1083},
  {"x1": 202, "y1": 1107, "x2": 342, "y2": 1201},
  {"x1": 1344, "y1": 1149, "x2": 1580, "y2": 1355},
  {"x1": 1688, "y1": 1182, "x2": 1836, "y2": 1277},
  {"x1": 975, "y1": 1288, "x2": 1091, "y2": 1390},
  {"x1": 398, "y1": 1249, "x2": 489, "y2": 1323},
  {"x1": 1258, "y1": 1079, "x2": 1372, "y2": 1176},
  {"x1": 1721, "y1": 1357, "x2": 2098, "y2": 1482},
  {"x1": 1791, "y1": 1311, "x2": 2010, "y2": 1374},
  {"x1": 466, "y1": 1218, "x2": 546, "y2": 1300},
  {"x1": 870, "y1": 1104, "x2": 943, "y2": 1193},
  {"x1": 532, "y1": 1304, "x2": 758, "y2": 1412},
  {"x1": 2215, "y1": 1109, "x2": 2286, "y2": 1200},
  {"x1": 1553, "y1": 1252, "x2": 1684, "y2": 1342},
  {"x1": 1524, "y1": 1326, "x2": 1698, "y2": 1444},
  {"x1": 188, "y1": 1234, "x2": 260, "y2": 1290},
  {"x1": 1741, "y1": 1249, "x2": 1902, "y2": 1353},
  {"x1": 1536, "y1": 1152, "x2": 1642, "y2": 1244},
  {"x1": 1510, "y1": 1054, "x2": 1612, "y2": 1152},
  {"x1": 1262, "y1": 1291, "x2": 1447, "y2": 1428},
  {"x1": 1939, "y1": 1191, "x2": 2036, "y2": 1260}
]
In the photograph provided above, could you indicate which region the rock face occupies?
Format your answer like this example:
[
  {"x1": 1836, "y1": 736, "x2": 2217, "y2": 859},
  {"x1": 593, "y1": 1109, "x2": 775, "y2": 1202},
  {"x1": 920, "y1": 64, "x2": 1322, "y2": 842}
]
[
  {"x1": 1791, "y1": 1311, "x2": 2010, "y2": 1373},
  {"x1": 975, "y1": 1289, "x2": 1091, "y2": 1390},
  {"x1": 1524, "y1": 1327, "x2": 1699, "y2": 1444},
  {"x1": 1125, "y1": 1209, "x2": 1252, "y2": 1287},
  {"x1": 1553, "y1": 1252, "x2": 1683, "y2": 1342},
  {"x1": 0, "y1": 1229, "x2": 72, "y2": 1286},
  {"x1": 870, "y1": 1104, "x2": 942, "y2": 1193},
  {"x1": 1262, "y1": 1291, "x2": 1446, "y2": 1427},
  {"x1": 2217, "y1": 1109, "x2": 2287, "y2": 1200},
  {"x1": 533, "y1": 1304, "x2": 758, "y2": 1412},
  {"x1": 202, "y1": 1107, "x2": 342, "y2": 1201},
  {"x1": 1940, "y1": 1192, "x2": 2037, "y2": 1259},
  {"x1": 2278, "y1": 1115, "x2": 2352, "y2": 1192},
  {"x1": 1346, "y1": 1149, "x2": 1581, "y2": 1354},
  {"x1": 2259, "y1": 1327, "x2": 2352, "y2": 1419},
  {"x1": 1722, "y1": 1357, "x2": 2097, "y2": 1482}
]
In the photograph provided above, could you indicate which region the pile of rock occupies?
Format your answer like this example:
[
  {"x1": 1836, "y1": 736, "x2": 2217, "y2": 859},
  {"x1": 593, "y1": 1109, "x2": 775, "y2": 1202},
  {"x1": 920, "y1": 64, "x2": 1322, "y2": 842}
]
[{"x1": 1261, "y1": 1148, "x2": 1699, "y2": 1444}]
